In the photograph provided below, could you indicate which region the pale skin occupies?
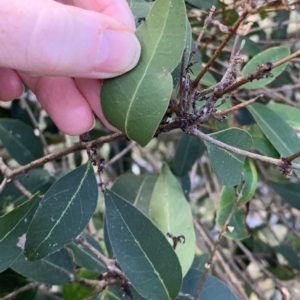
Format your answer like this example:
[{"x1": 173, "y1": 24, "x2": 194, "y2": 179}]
[{"x1": 0, "y1": 0, "x2": 141, "y2": 135}]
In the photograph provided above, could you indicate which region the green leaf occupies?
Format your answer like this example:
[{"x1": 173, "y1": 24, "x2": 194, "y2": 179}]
[
  {"x1": 248, "y1": 124, "x2": 279, "y2": 158},
  {"x1": 129, "y1": 0, "x2": 153, "y2": 27},
  {"x1": 185, "y1": 0, "x2": 217, "y2": 9},
  {"x1": 0, "y1": 169, "x2": 54, "y2": 208},
  {"x1": 206, "y1": 128, "x2": 253, "y2": 186},
  {"x1": 63, "y1": 269, "x2": 98, "y2": 300},
  {"x1": 0, "y1": 195, "x2": 39, "y2": 272},
  {"x1": 11, "y1": 248, "x2": 74, "y2": 285},
  {"x1": 68, "y1": 233, "x2": 105, "y2": 273},
  {"x1": 248, "y1": 103, "x2": 300, "y2": 178},
  {"x1": 228, "y1": 37, "x2": 260, "y2": 57},
  {"x1": 0, "y1": 119, "x2": 43, "y2": 165},
  {"x1": 25, "y1": 163, "x2": 98, "y2": 260},
  {"x1": 273, "y1": 244, "x2": 300, "y2": 270},
  {"x1": 101, "y1": 0, "x2": 187, "y2": 146},
  {"x1": 99, "y1": 285, "x2": 147, "y2": 300},
  {"x1": 105, "y1": 189, "x2": 182, "y2": 300},
  {"x1": 111, "y1": 173, "x2": 157, "y2": 216},
  {"x1": 268, "y1": 103, "x2": 300, "y2": 128},
  {"x1": 179, "y1": 268, "x2": 239, "y2": 300},
  {"x1": 270, "y1": 182, "x2": 300, "y2": 210},
  {"x1": 173, "y1": 133, "x2": 205, "y2": 177},
  {"x1": 150, "y1": 163, "x2": 195, "y2": 276},
  {"x1": 242, "y1": 46, "x2": 290, "y2": 89},
  {"x1": 216, "y1": 158, "x2": 257, "y2": 240}
]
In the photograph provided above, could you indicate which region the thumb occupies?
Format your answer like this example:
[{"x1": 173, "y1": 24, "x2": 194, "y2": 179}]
[{"x1": 0, "y1": 0, "x2": 141, "y2": 78}]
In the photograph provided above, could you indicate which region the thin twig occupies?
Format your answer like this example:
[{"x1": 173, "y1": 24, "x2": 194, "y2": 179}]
[
  {"x1": 187, "y1": 127, "x2": 300, "y2": 171},
  {"x1": 193, "y1": 182, "x2": 245, "y2": 300},
  {"x1": 194, "y1": 220, "x2": 266, "y2": 300},
  {"x1": 187, "y1": 6, "x2": 216, "y2": 67},
  {"x1": 20, "y1": 99, "x2": 50, "y2": 155},
  {"x1": 0, "y1": 282, "x2": 39, "y2": 300},
  {"x1": 192, "y1": 10, "x2": 248, "y2": 88},
  {"x1": 12, "y1": 180, "x2": 33, "y2": 199},
  {"x1": 105, "y1": 141, "x2": 136, "y2": 167},
  {"x1": 75, "y1": 235, "x2": 123, "y2": 276},
  {"x1": 2, "y1": 133, "x2": 125, "y2": 180},
  {"x1": 217, "y1": 94, "x2": 263, "y2": 116}
]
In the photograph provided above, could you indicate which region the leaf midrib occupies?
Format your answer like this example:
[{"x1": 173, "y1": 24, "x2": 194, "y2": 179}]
[{"x1": 124, "y1": 4, "x2": 172, "y2": 136}]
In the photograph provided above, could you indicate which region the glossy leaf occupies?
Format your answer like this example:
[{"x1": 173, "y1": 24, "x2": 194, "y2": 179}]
[
  {"x1": 0, "y1": 169, "x2": 55, "y2": 207},
  {"x1": 216, "y1": 159, "x2": 257, "y2": 240},
  {"x1": 150, "y1": 163, "x2": 195, "y2": 276},
  {"x1": 242, "y1": 46, "x2": 290, "y2": 89},
  {"x1": 111, "y1": 173, "x2": 157, "y2": 216},
  {"x1": 68, "y1": 233, "x2": 105, "y2": 273},
  {"x1": 179, "y1": 268, "x2": 239, "y2": 300},
  {"x1": 173, "y1": 133, "x2": 204, "y2": 177},
  {"x1": 25, "y1": 163, "x2": 98, "y2": 260},
  {"x1": 271, "y1": 182, "x2": 300, "y2": 210},
  {"x1": 0, "y1": 194, "x2": 39, "y2": 272},
  {"x1": 248, "y1": 124, "x2": 279, "y2": 158},
  {"x1": 101, "y1": 0, "x2": 187, "y2": 146},
  {"x1": 206, "y1": 128, "x2": 252, "y2": 186},
  {"x1": 248, "y1": 103, "x2": 300, "y2": 178},
  {"x1": 11, "y1": 249, "x2": 74, "y2": 285},
  {"x1": 105, "y1": 189, "x2": 182, "y2": 300},
  {"x1": 0, "y1": 119, "x2": 43, "y2": 165},
  {"x1": 268, "y1": 103, "x2": 300, "y2": 128}
]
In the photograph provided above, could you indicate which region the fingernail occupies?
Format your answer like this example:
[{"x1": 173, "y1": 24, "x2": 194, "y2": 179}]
[{"x1": 97, "y1": 30, "x2": 141, "y2": 75}]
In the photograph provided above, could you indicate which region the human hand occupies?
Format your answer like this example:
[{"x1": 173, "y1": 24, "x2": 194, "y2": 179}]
[{"x1": 0, "y1": 0, "x2": 141, "y2": 135}]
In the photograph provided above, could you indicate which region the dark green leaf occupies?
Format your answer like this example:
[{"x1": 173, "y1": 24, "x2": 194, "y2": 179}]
[
  {"x1": 0, "y1": 269, "x2": 37, "y2": 300},
  {"x1": 268, "y1": 103, "x2": 300, "y2": 128},
  {"x1": 0, "y1": 119, "x2": 43, "y2": 165},
  {"x1": 242, "y1": 46, "x2": 290, "y2": 89},
  {"x1": 0, "y1": 194, "x2": 39, "y2": 272},
  {"x1": 271, "y1": 182, "x2": 300, "y2": 210},
  {"x1": 0, "y1": 169, "x2": 54, "y2": 208},
  {"x1": 273, "y1": 244, "x2": 300, "y2": 270},
  {"x1": 99, "y1": 285, "x2": 147, "y2": 300},
  {"x1": 102, "y1": 0, "x2": 187, "y2": 146},
  {"x1": 248, "y1": 124, "x2": 279, "y2": 158},
  {"x1": 105, "y1": 189, "x2": 182, "y2": 300},
  {"x1": 206, "y1": 128, "x2": 252, "y2": 186},
  {"x1": 11, "y1": 249, "x2": 74, "y2": 285},
  {"x1": 173, "y1": 133, "x2": 204, "y2": 177},
  {"x1": 150, "y1": 163, "x2": 195, "y2": 276},
  {"x1": 68, "y1": 233, "x2": 105, "y2": 273},
  {"x1": 111, "y1": 173, "x2": 156, "y2": 216},
  {"x1": 179, "y1": 268, "x2": 239, "y2": 300},
  {"x1": 248, "y1": 103, "x2": 300, "y2": 178},
  {"x1": 185, "y1": 0, "x2": 217, "y2": 9},
  {"x1": 25, "y1": 163, "x2": 98, "y2": 260}
]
